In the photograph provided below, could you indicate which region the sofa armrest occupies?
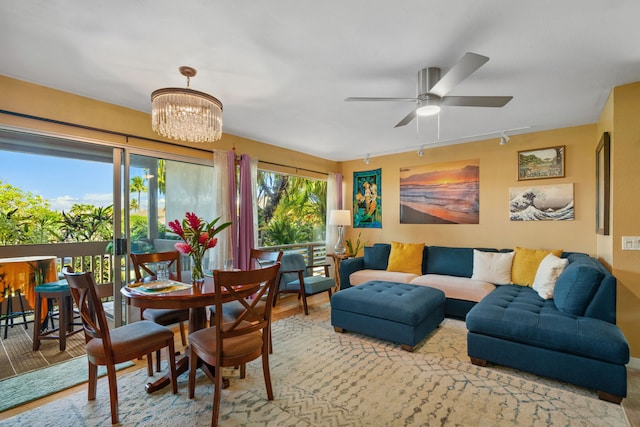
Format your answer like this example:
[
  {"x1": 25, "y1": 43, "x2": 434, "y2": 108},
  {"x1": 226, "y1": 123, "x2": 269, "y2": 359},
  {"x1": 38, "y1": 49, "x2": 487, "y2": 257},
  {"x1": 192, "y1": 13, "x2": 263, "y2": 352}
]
[{"x1": 340, "y1": 257, "x2": 365, "y2": 290}]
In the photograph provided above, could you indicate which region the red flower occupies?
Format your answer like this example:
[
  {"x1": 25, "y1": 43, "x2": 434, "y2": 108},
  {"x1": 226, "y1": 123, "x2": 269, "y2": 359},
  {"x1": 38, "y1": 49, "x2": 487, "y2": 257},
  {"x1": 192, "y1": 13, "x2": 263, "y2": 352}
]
[
  {"x1": 167, "y1": 219, "x2": 184, "y2": 238},
  {"x1": 206, "y1": 237, "x2": 218, "y2": 249},
  {"x1": 186, "y1": 212, "x2": 201, "y2": 231}
]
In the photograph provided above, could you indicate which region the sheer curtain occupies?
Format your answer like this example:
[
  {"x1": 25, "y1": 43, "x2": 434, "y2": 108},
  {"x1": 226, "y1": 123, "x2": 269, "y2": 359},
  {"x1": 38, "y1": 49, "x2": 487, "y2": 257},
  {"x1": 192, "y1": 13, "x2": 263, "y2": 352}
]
[
  {"x1": 237, "y1": 154, "x2": 258, "y2": 270},
  {"x1": 210, "y1": 149, "x2": 236, "y2": 271},
  {"x1": 325, "y1": 173, "x2": 343, "y2": 254}
]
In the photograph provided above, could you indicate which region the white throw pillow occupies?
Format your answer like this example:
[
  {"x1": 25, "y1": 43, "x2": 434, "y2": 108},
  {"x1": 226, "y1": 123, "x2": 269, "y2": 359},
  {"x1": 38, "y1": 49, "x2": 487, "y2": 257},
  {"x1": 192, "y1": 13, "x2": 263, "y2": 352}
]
[
  {"x1": 532, "y1": 253, "x2": 569, "y2": 299},
  {"x1": 471, "y1": 250, "x2": 515, "y2": 284}
]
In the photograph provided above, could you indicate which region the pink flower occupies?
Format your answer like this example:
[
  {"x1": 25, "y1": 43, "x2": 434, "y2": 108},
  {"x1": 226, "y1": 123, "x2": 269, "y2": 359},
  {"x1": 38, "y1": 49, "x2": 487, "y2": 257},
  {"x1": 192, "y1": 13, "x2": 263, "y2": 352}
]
[
  {"x1": 207, "y1": 237, "x2": 218, "y2": 249},
  {"x1": 174, "y1": 242, "x2": 192, "y2": 254}
]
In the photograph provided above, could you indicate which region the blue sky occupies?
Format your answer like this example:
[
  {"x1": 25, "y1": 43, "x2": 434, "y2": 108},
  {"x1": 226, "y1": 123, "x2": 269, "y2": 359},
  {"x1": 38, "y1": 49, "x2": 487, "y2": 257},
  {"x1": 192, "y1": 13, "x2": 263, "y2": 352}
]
[{"x1": 1, "y1": 151, "x2": 115, "y2": 211}]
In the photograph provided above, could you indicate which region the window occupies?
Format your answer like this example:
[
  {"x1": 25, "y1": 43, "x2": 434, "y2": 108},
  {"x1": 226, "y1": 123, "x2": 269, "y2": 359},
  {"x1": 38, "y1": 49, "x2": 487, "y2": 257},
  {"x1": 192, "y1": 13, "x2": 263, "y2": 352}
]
[{"x1": 257, "y1": 171, "x2": 327, "y2": 246}]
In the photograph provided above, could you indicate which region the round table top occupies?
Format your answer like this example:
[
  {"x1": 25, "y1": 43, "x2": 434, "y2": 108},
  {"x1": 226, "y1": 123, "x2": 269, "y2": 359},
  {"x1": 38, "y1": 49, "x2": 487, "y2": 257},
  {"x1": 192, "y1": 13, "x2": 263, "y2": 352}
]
[{"x1": 120, "y1": 278, "x2": 259, "y2": 310}]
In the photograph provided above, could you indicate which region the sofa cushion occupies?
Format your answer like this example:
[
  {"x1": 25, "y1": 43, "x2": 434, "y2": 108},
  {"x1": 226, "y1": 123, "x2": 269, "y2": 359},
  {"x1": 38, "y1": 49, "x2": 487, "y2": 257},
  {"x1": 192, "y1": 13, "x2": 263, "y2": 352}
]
[
  {"x1": 426, "y1": 246, "x2": 474, "y2": 277},
  {"x1": 532, "y1": 253, "x2": 568, "y2": 299},
  {"x1": 409, "y1": 274, "x2": 495, "y2": 302},
  {"x1": 511, "y1": 246, "x2": 563, "y2": 286},
  {"x1": 553, "y1": 262, "x2": 604, "y2": 316},
  {"x1": 466, "y1": 285, "x2": 629, "y2": 364},
  {"x1": 350, "y1": 269, "x2": 418, "y2": 286},
  {"x1": 471, "y1": 250, "x2": 514, "y2": 285},
  {"x1": 363, "y1": 244, "x2": 391, "y2": 270},
  {"x1": 387, "y1": 241, "x2": 424, "y2": 275}
]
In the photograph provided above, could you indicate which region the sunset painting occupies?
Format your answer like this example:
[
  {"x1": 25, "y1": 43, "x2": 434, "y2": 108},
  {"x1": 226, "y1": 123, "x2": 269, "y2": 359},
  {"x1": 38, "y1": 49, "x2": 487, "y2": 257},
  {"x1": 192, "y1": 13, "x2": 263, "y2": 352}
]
[{"x1": 400, "y1": 159, "x2": 480, "y2": 224}]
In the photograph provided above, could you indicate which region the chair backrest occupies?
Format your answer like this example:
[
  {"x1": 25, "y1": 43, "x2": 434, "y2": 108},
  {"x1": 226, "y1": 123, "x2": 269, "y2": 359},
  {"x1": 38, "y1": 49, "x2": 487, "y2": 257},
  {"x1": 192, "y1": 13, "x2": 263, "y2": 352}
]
[
  {"x1": 249, "y1": 248, "x2": 283, "y2": 269},
  {"x1": 63, "y1": 266, "x2": 114, "y2": 362},
  {"x1": 130, "y1": 251, "x2": 182, "y2": 282},
  {"x1": 211, "y1": 263, "x2": 281, "y2": 342}
]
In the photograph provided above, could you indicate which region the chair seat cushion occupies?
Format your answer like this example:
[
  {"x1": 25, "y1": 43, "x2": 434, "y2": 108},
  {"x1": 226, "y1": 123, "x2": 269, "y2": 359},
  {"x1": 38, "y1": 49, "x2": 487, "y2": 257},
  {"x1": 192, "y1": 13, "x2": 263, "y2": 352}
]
[
  {"x1": 189, "y1": 322, "x2": 263, "y2": 359},
  {"x1": 142, "y1": 308, "x2": 189, "y2": 325},
  {"x1": 86, "y1": 320, "x2": 174, "y2": 364},
  {"x1": 284, "y1": 275, "x2": 334, "y2": 295}
]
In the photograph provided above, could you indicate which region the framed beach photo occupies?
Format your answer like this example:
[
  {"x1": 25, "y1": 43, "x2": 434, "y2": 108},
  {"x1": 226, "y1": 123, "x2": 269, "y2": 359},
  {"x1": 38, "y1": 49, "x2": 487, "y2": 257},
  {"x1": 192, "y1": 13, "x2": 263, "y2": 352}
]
[{"x1": 517, "y1": 146, "x2": 565, "y2": 181}]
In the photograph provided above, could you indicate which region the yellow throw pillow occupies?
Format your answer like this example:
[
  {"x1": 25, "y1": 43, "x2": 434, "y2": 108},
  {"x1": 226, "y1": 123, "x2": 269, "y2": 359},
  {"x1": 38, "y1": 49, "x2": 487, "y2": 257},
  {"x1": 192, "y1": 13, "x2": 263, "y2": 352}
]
[
  {"x1": 511, "y1": 246, "x2": 563, "y2": 286},
  {"x1": 386, "y1": 241, "x2": 424, "y2": 275}
]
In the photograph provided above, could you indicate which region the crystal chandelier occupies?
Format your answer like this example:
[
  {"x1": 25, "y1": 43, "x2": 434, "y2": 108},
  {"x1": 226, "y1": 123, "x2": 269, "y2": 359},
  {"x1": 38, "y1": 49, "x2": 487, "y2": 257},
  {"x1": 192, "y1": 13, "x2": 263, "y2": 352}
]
[{"x1": 151, "y1": 66, "x2": 223, "y2": 142}]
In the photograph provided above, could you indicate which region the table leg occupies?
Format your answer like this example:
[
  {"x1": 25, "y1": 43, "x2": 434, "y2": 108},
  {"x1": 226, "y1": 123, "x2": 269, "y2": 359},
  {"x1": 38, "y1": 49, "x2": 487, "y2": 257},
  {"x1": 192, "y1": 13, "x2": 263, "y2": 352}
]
[{"x1": 145, "y1": 306, "x2": 229, "y2": 393}]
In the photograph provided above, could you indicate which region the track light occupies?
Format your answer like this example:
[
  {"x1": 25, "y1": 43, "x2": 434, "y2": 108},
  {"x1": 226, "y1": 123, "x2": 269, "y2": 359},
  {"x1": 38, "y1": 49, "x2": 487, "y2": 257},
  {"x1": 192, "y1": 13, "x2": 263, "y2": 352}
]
[
  {"x1": 418, "y1": 147, "x2": 424, "y2": 157},
  {"x1": 499, "y1": 133, "x2": 510, "y2": 145},
  {"x1": 364, "y1": 154, "x2": 370, "y2": 164}
]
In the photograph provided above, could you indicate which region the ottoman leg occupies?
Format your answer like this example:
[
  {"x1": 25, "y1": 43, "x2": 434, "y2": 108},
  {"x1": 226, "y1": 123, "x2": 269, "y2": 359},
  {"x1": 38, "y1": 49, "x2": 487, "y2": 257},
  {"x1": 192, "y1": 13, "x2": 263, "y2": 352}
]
[
  {"x1": 401, "y1": 344, "x2": 416, "y2": 352},
  {"x1": 333, "y1": 326, "x2": 345, "y2": 333}
]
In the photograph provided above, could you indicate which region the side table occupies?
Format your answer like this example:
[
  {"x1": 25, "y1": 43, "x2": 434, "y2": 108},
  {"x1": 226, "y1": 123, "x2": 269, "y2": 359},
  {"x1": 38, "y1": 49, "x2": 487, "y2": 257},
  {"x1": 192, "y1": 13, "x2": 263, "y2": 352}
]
[{"x1": 327, "y1": 253, "x2": 353, "y2": 292}]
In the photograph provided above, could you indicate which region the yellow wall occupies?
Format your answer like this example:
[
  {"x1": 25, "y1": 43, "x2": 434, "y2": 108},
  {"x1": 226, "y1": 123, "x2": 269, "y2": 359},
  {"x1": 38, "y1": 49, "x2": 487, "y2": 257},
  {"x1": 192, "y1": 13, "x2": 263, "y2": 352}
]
[
  {"x1": 0, "y1": 75, "x2": 339, "y2": 177},
  {"x1": 602, "y1": 82, "x2": 640, "y2": 358},
  {"x1": 2, "y1": 74, "x2": 639, "y2": 358},
  {"x1": 340, "y1": 125, "x2": 597, "y2": 254}
]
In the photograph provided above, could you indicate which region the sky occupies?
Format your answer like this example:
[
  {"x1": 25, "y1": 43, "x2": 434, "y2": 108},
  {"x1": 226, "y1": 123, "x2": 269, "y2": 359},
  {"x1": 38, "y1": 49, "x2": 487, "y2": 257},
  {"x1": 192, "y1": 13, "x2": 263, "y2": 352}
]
[{"x1": 1, "y1": 151, "x2": 116, "y2": 211}]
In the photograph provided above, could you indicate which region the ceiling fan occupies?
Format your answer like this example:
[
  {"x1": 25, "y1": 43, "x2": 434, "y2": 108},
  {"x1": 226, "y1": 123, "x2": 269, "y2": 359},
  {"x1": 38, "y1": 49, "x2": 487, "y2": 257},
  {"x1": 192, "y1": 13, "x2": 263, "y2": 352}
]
[{"x1": 345, "y1": 52, "x2": 513, "y2": 128}]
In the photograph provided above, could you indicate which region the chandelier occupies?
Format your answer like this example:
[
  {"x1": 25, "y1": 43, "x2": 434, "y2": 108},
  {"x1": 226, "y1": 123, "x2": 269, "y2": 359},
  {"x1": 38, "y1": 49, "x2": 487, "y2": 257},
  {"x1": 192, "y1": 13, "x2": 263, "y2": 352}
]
[{"x1": 151, "y1": 66, "x2": 223, "y2": 143}]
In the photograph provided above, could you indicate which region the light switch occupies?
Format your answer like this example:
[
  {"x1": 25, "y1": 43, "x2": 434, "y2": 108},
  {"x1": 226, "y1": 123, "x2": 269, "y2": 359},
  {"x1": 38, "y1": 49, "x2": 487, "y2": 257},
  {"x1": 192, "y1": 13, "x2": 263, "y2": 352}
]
[{"x1": 622, "y1": 236, "x2": 640, "y2": 250}]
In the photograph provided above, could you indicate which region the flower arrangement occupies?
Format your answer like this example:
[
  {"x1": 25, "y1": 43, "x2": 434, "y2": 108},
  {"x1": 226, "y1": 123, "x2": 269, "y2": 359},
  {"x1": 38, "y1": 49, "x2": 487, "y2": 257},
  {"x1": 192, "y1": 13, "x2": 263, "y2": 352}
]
[
  {"x1": 168, "y1": 212, "x2": 232, "y2": 283},
  {"x1": 345, "y1": 232, "x2": 363, "y2": 257}
]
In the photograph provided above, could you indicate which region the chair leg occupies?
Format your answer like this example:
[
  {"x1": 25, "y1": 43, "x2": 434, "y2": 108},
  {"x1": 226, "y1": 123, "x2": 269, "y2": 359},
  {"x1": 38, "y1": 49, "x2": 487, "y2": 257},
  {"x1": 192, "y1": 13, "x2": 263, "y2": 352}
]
[
  {"x1": 300, "y1": 284, "x2": 309, "y2": 315},
  {"x1": 179, "y1": 321, "x2": 187, "y2": 346},
  {"x1": 32, "y1": 293, "x2": 43, "y2": 351},
  {"x1": 188, "y1": 346, "x2": 197, "y2": 399},
  {"x1": 147, "y1": 353, "x2": 154, "y2": 377},
  {"x1": 167, "y1": 339, "x2": 178, "y2": 394},
  {"x1": 88, "y1": 361, "x2": 98, "y2": 401},
  {"x1": 106, "y1": 364, "x2": 119, "y2": 425},
  {"x1": 268, "y1": 323, "x2": 273, "y2": 354},
  {"x1": 212, "y1": 356, "x2": 224, "y2": 427},
  {"x1": 261, "y1": 342, "x2": 274, "y2": 400},
  {"x1": 156, "y1": 349, "x2": 161, "y2": 372},
  {"x1": 240, "y1": 363, "x2": 246, "y2": 379}
]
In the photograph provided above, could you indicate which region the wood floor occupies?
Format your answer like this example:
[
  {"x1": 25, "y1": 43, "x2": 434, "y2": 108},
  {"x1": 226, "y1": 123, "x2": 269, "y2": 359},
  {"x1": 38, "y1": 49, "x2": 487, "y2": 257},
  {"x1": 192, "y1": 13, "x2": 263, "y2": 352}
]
[{"x1": 2, "y1": 292, "x2": 639, "y2": 427}]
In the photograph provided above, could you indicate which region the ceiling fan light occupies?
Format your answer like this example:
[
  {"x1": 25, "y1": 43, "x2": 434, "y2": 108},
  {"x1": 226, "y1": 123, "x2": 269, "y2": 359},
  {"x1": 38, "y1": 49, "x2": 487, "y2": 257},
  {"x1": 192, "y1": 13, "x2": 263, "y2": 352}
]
[{"x1": 416, "y1": 99, "x2": 441, "y2": 116}]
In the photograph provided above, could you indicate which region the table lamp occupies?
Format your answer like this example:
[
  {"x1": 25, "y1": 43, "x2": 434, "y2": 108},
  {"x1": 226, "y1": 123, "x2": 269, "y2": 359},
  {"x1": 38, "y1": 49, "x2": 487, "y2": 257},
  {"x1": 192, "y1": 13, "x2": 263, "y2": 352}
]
[{"x1": 329, "y1": 210, "x2": 351, "y2": 255}]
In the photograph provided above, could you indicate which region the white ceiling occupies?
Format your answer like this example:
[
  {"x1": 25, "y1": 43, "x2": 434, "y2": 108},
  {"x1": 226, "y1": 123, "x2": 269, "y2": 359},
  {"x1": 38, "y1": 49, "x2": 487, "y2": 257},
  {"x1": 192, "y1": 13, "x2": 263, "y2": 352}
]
[{"x1": 2, "y1": 1, "x2": 640, "y2": 162}]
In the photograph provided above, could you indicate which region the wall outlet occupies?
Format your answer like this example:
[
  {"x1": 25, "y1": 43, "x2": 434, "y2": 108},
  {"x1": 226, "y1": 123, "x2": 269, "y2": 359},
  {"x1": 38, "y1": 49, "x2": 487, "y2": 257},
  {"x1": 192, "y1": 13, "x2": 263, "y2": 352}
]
[{"x1": 621, "y1": 236, "x2": 640, "y2": 250}]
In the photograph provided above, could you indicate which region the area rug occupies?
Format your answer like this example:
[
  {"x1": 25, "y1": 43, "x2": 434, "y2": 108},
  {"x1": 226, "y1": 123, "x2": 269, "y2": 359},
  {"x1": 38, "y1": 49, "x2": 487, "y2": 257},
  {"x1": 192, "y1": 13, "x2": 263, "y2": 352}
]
[
  {"x1": 0, "y1": 356, "x2": 133, "y2": 412},
  {"x1": 2, "y1": 305, "x2": 627, "y2": 426}
]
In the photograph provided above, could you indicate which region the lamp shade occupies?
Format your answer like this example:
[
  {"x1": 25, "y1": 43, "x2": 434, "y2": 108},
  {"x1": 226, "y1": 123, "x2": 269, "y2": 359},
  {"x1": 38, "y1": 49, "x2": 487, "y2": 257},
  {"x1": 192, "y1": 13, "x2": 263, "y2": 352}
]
[{"x1": 329, "y1": 210, "x2": 351, "y2": 226}]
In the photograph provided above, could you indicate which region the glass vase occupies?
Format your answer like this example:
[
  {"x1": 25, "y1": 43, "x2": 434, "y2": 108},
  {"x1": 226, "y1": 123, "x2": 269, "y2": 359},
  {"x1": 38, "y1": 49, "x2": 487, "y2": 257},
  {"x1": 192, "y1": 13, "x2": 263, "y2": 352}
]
[{"x1": 191, "y1": 256, "x2": 205, "y2": 284}]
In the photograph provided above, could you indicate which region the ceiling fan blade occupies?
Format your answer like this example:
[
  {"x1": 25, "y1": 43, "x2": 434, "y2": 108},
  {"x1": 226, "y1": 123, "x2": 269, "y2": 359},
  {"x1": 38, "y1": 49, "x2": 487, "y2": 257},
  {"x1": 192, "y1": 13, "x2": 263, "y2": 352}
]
[
  {"x1": 430, "y1": 52, "x2": 489, "y2": 97},
  {"x1": 394, "y1": 110, "x2": 417, "y2": 128},
  {"x1": 345, "y1": 97, "x2": 419, "y2": 102},
  {"x1": 441, "y1": 96, "x2": 513, "y2": 107}
]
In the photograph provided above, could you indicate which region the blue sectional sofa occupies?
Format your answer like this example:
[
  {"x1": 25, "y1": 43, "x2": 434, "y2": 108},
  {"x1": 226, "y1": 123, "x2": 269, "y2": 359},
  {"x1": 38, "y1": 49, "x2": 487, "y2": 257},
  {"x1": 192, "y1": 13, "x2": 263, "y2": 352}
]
[{"x1": 338, "y1": 244, "x2": 630, "y2": 403}]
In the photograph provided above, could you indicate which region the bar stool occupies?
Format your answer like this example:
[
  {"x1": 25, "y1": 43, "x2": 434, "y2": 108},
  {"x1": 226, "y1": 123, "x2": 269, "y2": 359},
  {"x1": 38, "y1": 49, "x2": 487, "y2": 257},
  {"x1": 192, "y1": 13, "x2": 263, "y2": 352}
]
[
  {"x1": 32, "y1": 279, "x2": 82, "y2": 351},
  {"x1": 2, "y1": 288, "x2": 29, "y2": 339}
]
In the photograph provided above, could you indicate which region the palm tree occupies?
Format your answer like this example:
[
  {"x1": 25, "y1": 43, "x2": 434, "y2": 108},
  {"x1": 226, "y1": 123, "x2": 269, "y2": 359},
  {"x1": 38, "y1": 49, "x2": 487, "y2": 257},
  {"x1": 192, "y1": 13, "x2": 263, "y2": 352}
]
[{"x1": 130, "y1": 176, "x2": 147, "y2": 209}]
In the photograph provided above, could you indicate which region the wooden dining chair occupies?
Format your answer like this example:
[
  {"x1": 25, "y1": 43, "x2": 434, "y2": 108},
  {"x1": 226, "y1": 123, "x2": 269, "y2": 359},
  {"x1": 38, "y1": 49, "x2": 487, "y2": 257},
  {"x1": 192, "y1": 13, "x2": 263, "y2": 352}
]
[
  {"x1": 130, "y1": 251, "x2": 189, "y2": 371},
  {"x1": 188, "y1": 263, "x2": 281, "y2": 427},
  {"x1": 63, "y1": 267, "x2": 178, "y2": 425}
]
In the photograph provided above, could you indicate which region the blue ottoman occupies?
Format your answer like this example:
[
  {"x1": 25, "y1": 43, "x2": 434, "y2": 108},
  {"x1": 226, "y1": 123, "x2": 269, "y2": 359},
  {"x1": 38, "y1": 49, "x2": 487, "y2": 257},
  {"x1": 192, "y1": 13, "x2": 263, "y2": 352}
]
[{"x1": 331, "y1": 281, "x2": 445, "y2": 351}]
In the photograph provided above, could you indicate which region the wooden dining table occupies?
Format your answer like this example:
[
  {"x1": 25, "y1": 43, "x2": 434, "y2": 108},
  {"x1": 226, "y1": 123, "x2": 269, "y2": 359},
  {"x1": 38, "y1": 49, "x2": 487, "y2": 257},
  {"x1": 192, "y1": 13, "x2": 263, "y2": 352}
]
[{"x1": 121, "y1": 276, "x2": 259, "y2": 393}]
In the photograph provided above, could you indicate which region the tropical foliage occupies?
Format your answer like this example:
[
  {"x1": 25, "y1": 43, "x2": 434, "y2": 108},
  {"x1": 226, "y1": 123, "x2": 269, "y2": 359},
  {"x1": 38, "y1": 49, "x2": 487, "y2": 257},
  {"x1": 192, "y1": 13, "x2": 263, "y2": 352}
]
[{"x1": 257, "y1": 172, "x2": 327, "y2": 246}]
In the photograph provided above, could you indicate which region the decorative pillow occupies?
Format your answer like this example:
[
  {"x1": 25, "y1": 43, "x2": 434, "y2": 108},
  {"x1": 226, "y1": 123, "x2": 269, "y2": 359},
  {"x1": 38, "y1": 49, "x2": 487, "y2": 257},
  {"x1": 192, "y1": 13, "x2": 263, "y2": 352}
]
[
  {"x1": 386, "y1": 241, "x2": 424, "y2": 275},
  {"x1": 363, "y1": 244, "x2": 391, "y2": 270},
  {"x1": 426, "y1": 246, "x2": 475, "y2": 278},
  {"x1": 553, "y1": 262, "x2": 604, "y2": 315},
  {"x1": 532, "y1": 253, "x2": 568, "y2": 299},
  {"x1": 471, "y1": 250, "x2": 515, "y2": 284},
  {"x1": 511, "y1": 246, "x2": 563, "y2": 286}
]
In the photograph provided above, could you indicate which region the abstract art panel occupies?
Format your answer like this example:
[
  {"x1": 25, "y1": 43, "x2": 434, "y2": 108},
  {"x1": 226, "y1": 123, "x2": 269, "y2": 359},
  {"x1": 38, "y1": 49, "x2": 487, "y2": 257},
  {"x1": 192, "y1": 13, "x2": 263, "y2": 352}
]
[
  {"x1": 400, "y1": 159, "x2": 479, "y2": 224},
  {"x1": 509, "y1": 183, "x2": 574, "y2": 221}
]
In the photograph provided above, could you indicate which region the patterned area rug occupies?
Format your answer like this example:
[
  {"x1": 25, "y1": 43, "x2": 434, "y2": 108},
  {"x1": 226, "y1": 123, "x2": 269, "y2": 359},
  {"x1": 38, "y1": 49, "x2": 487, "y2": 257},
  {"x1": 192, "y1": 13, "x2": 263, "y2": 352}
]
[{"x1": 3, "y1": 305, "x2": 628, "y2": 426}]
